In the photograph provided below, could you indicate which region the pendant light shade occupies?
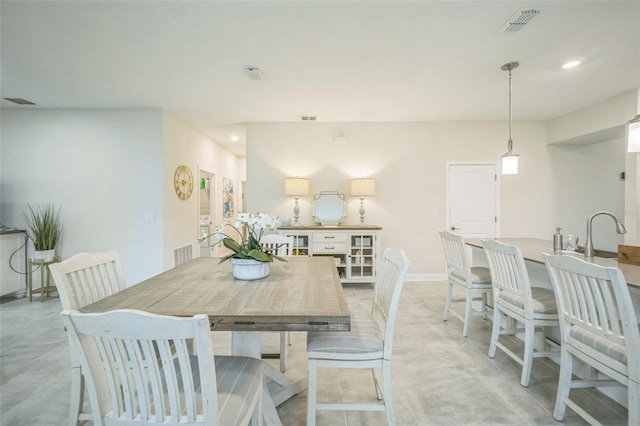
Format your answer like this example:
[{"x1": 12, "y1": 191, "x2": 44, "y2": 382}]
[
  {"x1": 502, "y1": 151, "x2": 519, "y2": 175},
  {"x1": 501, "y1": 61, "x2": 519, "y2": 175}
]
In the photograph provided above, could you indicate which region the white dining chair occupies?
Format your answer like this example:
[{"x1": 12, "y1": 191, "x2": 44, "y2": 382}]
[
  {"x1": 259, "y1": 233, "x2": 294, "y2": 257},
  {"x1": 481, "y1": 239, "x2": 559, "y2": 387},
  {"x1": 306, "y1": 248, "x2": 410, "y2": 425},
  {"x1": 61, "y1": 309, "x2": 264, "y2": 426},
  {"x1": 49, "y1": 251, "x2": 127, "y2": 426},
  {"x1": 259, "y1": 233, "x2": 294, "y2": 373},
  {"x1": 173, "y1": 243, "x2": 193, "y2": 267},
  {"x1": 439, "y1": 231, "x2": 492, "y2": 336},
  {"x1": 544, "y1": 253, "x2": 639, "y2": 426}
]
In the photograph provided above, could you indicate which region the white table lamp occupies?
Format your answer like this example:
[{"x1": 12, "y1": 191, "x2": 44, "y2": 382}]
[
  {"x1": 284, "y1": 177, "x2": 309, "y2": 224},
  {"x1": 351, "y1": 178, "x2": 376, "y2": 225}
]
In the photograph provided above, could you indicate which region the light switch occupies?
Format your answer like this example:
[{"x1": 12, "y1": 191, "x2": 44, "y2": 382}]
[{"x1": 145, "y1": 213, "x2": 156, "y2": 223}]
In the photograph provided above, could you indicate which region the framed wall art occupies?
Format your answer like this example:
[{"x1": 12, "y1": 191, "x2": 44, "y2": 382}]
[{"x1": 223, "y1": 177, "x2": 234, "y2": 218}]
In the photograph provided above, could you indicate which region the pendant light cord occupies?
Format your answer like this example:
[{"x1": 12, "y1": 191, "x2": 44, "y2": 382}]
[
  {"x1": 508, "y1": 67, "x2": 513, "y2": 152},
  {"x1": 501, "y1": 61, "x2": 519, "y2": 154}
]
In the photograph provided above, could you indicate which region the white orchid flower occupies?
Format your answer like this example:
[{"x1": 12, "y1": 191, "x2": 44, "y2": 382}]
[{"x1": 196, "y1": 212, "x2": 285, "y2": 264}]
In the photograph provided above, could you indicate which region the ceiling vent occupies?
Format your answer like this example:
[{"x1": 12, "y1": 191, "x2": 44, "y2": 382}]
[
  {"x1": 498, "y1": 8, "x2": 541, "y2": 35},
  {"x1": 301, "y1": 116, "x2": 316, "y2": 121},
  {"x1": 334, "y1": 136, "x2": 347, "y2": 145},
  {"x1": 3, "y1": 97, "x2": 36, "y2": 105}
]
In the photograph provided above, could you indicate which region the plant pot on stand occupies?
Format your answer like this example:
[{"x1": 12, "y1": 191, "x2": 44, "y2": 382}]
[{"x1": 33, "y1": 249, "x2": 56, "y2": 262}]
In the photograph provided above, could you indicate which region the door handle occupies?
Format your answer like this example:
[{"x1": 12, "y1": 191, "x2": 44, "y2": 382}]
[{"x1": 450, "y1": 226, "x2": 460, "y2": 231}]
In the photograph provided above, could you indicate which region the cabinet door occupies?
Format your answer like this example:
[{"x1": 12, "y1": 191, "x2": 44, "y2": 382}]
[
  {"x1": 280, "y1": 231, "x2": 310, "y2": 256},
  {"x1": 348, "y1": 233, "x2": 376, "y2": 280}
]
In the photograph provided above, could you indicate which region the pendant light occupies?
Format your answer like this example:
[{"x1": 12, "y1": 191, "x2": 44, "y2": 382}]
[{"x1": 501, "y1": 61, "x2": 519, "y2": 175}]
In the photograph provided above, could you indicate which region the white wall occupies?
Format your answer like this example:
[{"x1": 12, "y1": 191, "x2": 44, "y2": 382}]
[
  {"x1": 548, "y1": 138, "x2": 626, "y2": 251},
  {"x1": 162, "y1": 111, "x2": 244, "y2": 268},
  {"x1": 0, "y1": 108, "x2": 244, "y2": 284},
  {"x1": 2, "y1": 98, "x2": 631, "y2": 282},
  {"x1": 0, "y1": 109, "x2": 164, "y2": 284},
  {"x1": 546, "y1": 91, "x2": 636, "y2": 144},
  {"x1": 625, "y1": 90, "x2": 640, "y2": 246},
  {"x1": 245, "y1": 121, "x2": 553, "y2": 277},
  {"x1": 547, "y1": 89, "x2": 639, "y2": 246}
]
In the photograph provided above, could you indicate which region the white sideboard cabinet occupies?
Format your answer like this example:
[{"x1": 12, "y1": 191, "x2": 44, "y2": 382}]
[{"x1": 279, "y1": 225, "x2": 382, "y2": 284}]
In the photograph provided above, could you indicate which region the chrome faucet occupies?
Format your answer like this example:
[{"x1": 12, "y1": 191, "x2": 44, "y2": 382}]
[{"x1": 584, "y1": 211, "x2": 626, "y2": 258}]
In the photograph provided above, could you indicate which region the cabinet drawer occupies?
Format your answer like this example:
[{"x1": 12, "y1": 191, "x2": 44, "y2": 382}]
[
  {"x1": 313, "y1": 242, "x2": 347, "y2": 254},
  {"x1": 314, "y1": 232, "x2": 347, "y2": 243}
]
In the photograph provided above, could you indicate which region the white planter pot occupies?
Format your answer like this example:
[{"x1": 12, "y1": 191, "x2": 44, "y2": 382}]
[
  {"x1": 33, "y1": 249, "x2": 55, "y2": 262},
  {"x1": 229, "y1": 258, "x2": 270, "y2": 281}
]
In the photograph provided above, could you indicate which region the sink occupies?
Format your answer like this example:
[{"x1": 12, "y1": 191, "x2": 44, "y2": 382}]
[{"x1": 574, "y1": 247, "x2": 618, "y2": 258}]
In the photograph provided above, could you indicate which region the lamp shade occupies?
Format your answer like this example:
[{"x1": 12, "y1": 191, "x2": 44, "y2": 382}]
[
  {"x1": 628, "y1": 115, "x2": 640, "y2": 153},
  {"x1": 351, "y1": 178, "x2": 376, "y2": 197},
  {"x1": 284, "y1": 177, "x2": 309, "y2": 196}
]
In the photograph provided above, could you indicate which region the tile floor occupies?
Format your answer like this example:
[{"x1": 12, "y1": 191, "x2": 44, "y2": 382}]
[{"x1": 0, "y1": 281, "x2": 628, "y2": 425}]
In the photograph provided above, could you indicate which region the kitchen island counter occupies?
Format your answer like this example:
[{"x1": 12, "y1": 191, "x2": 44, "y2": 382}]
[{"x1": 466, "y1": 237, "x2": 639, "y2": 288}]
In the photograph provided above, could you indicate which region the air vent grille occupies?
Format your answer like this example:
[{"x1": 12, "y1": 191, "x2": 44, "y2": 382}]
[
  {"x1": 301, "y1": 116, "x2": 316, "y2": 121},
  {"x1": 498, "y1": 9, "x2": 541, "y2": 35},
  {"x1": 4, "y1": 97, "x2": 36, "y2": 105}
]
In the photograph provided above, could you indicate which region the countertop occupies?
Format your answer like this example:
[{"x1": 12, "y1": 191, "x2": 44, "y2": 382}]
[
  {"x1": 279, "y1": 225, "x2": 382, "y2": 230},
  {"x1": 0, "y1": 228, "x2": 26, "y2": 235},
  {"x1": 466, "y1": 237, "x2": 640, "y2": 288}
]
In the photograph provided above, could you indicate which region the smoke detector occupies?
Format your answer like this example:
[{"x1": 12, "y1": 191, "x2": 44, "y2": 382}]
[
  {"x1": 498, "y1": 8, "x2": 542, "y2": 35},
  {"x1": 244, "y1": 67, "x2": 263, "y2": 80}
]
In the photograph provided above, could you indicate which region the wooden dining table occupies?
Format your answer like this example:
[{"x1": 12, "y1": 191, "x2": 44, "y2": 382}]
[{"x1": 81, "y1": 256, "x2": 350, "y2": 425}]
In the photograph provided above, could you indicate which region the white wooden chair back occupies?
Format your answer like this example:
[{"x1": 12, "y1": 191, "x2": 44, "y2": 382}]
[
  {"x1": 258, "y1": 233, "x2": 294, "y2": 372},
  {"x1": 49, "y1": 251, "x2": 126, "y2": 311},
  {"x1": 49, "y1": 251, "x2": 127, "y2": 425},
  {"x1": 61, "y1": 310, "x2": 221, "y2": 425},
  {"x1": 259, "y1": 234, "x2": 294, "y2": 256},
  {"x1": 174, "y1": 244, "x2": 193, "y2": 267},
  {"x1": 372, "y1": 247, "x2": 411, "y2": 360},
  {"x1": 306, "y1": 248, "x2": 410, "y2": 425},
  {"x1": 439, "y1": 231, "x2": 472, "y2": 286},
  {"x1": 481, "y1": 239, "x2": 534, "y2": 317},
  {"x1": 544, "y1": 254, "x2": 640, "y2": 382}
]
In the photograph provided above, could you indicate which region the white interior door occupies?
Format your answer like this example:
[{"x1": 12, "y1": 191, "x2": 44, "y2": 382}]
[
  {"x1": 446, "y1": 162, "x2": 499, "y2": 238},
  {"x1": 198, "y1": 169, "x2": 216, "y2": 257}
]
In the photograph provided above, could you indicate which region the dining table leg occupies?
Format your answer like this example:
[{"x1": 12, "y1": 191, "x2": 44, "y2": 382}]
[{"x1": 232, "y1": 331, "x2": 307, "y2": 422}]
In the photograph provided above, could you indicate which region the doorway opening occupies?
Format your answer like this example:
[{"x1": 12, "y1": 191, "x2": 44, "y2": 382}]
[{"x1": 198, "y1": 169, "x2": 215, "y2": 257}]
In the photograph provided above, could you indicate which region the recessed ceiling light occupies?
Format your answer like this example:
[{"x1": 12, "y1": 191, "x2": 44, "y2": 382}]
[
  {"x1": 230, "y1": 135, "x2": 239, "y2": 142},
  {"x1": 561, "y1": 58, "x2": 584, "y2": 69}
]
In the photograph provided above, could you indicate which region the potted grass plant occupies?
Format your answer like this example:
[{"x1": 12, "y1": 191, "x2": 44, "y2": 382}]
[{"x1": 24, "y1": 203, "x2": 63, "y2": 261}]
